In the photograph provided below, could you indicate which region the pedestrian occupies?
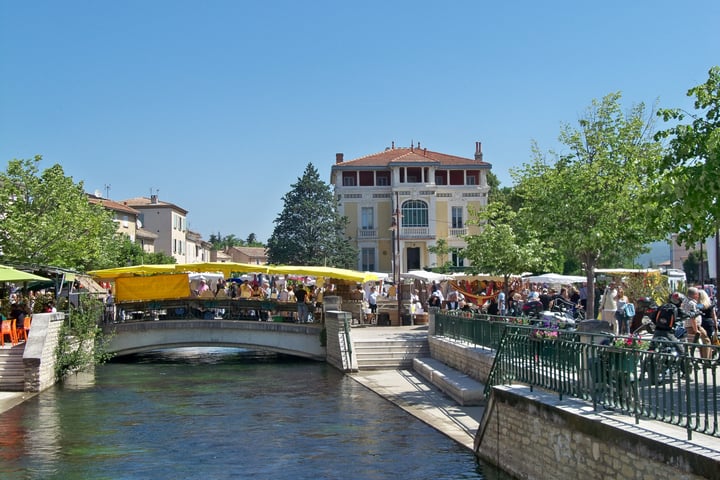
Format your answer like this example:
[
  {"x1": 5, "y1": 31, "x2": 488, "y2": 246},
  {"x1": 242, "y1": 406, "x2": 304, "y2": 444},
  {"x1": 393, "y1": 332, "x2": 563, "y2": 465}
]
[{"x1": 294, "y1": 283, "x2": 309, "y2": 323}]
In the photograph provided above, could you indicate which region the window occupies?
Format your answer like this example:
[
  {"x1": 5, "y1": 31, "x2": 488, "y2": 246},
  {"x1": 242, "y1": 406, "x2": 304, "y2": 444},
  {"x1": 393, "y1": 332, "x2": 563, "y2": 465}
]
[
  {"x1": 452, "y1": 207, "x2": 464, "y2": 229},
  {"x1": 342, "y1": 173, "x2": 356, "y2": 186},
  {"x1": 467, "y1": 175, "x2": 476, "y2": 185},
  {"x1": 452, "y1": 251, "x2": 465, "y2": 267},
  {"x1": 361, "y1": 248, "x2": 375, "y2": 271},
  {"x1": 402, "y1": 200, "x2": 428, "y2": 227},
  {"x1": 361, "y1": 207, "x2": 374, "y2": 229},
  {"x1": 376, "y1": 173, "x2": 390, "y2": 186}
]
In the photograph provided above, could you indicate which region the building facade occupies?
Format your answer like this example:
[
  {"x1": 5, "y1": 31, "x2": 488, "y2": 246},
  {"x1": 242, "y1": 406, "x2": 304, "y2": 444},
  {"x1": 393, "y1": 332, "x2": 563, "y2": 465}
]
[
  {"x1": 226, "y1": 246, "x2": 268, "y2": 265},
  {"x1": 330, "y1": 141, "x2": 492, "y2": 275},
  {"x1": 122, "y1": 195, "x2": 190, "y2": 263}
]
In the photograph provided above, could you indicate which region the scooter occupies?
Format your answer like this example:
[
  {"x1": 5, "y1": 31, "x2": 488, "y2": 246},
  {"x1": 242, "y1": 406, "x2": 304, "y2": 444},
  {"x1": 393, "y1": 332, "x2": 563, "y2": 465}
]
[{"x1": 641, "y1": 318, "x2": 688, "y2": 384}]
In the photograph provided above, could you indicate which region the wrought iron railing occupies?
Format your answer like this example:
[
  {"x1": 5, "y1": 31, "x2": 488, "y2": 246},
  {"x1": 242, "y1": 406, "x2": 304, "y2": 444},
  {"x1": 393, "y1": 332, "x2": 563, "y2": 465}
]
[{"x1": 434, "y1": 310, "x2": 720, "y2": 439}]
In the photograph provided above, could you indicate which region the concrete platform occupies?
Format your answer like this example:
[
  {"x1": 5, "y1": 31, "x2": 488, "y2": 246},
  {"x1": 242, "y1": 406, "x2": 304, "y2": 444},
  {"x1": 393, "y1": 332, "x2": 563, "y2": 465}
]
[
  {"x1": 350, "y1": 368, "x2": 485, "y2": 451},
  {"x1": 413, "y1": 357, "x2": 485, "y2": 406}
]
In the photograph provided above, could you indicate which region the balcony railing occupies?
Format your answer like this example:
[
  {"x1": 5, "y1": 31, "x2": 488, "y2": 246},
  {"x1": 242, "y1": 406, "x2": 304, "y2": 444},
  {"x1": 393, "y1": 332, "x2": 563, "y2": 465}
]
[
  {"x1": 449, "y1": 227, "x2": 468, "y2": 237},
  {"x1": 401, "y1": 227, "x2": 430, "y2": 238},
  {"x1": 357, "y1": 228, "x2": 378, "y2": 239}
]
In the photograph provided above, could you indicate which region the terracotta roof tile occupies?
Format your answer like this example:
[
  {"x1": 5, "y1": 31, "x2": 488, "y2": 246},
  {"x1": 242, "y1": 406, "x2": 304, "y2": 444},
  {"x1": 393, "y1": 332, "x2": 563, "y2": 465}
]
[
  {"x1": 88, "y1": 195, "x2": 140, "y2": 215},
  {"x1": 336, "y1": 147, "x2": 489, "y2": 168},
  {"x1": 122, "y1": 196, "x2": 188, "y2": 215}
]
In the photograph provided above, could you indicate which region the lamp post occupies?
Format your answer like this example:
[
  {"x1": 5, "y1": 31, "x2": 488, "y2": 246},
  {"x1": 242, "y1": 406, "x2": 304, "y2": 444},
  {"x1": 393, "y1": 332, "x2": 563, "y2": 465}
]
[{"x1": 389, "y1": 192, "x2": 402, "y2": 325}]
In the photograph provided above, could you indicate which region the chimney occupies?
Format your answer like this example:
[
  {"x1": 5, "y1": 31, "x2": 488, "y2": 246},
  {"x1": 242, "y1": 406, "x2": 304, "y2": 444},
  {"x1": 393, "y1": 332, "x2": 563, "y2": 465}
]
[
  {"x1": 474, "y1": 141, "x2": 483, "y2": 162},
  {"x1": 336, "y1": 153, "x2": 344, "y2": 164},
  {"x1": 150, "y1": 194, "x2": 158, "y2": 204},
  {"x1": 391, "y1": 141, "x2": 395, "y2": 149}
]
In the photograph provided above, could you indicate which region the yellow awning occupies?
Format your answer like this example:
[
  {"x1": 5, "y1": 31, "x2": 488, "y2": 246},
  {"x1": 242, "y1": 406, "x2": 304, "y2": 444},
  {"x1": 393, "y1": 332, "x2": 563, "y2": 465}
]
[
  {"x1": 174, "y1": 262, "x2": 269, "y2": 276},
  {"x1": 87, "y1": 264, "x2": 177, "y2": 279},
  {"x1": 267, "y1": 265, "x2": 379, "y2": 283}
]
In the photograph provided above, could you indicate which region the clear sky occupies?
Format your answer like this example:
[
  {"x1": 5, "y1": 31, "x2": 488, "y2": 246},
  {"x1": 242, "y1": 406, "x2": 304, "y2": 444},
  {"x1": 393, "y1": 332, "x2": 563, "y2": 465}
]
[{"x1": 1, "y1": 1, "x2": 718, "y2": 243}]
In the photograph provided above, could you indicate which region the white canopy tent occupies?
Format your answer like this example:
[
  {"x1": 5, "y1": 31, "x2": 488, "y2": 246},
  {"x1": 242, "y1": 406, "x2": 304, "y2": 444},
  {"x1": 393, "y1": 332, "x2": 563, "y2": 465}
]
[
  {"x1": 402, "y1": 270, "x2": 453, "y2": 283},
  {"x1": 525, "y1": 273, "x2": 587, "y2": 284}
]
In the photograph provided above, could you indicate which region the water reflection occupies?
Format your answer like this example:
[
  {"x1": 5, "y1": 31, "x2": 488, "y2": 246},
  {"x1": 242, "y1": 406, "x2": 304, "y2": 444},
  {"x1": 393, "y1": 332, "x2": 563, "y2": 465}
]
[{"x1": 0, "y1": 348, "x2": 508, "y2": 480}]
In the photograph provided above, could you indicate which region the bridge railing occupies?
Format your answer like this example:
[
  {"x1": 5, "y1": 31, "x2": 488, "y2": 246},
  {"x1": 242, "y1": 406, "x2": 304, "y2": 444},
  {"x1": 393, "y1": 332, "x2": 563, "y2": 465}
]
[
  {"x1": 435, "y1": 310, "x2": 720, "y2": 440},
  {"x1": 111, "y1": 298, "x2": 318, "y2": 323}
]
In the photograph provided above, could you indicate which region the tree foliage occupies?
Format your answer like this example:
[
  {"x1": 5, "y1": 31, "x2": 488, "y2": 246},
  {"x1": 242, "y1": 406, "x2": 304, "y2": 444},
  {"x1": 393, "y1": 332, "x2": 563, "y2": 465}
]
[
  {"x1": 0, "y1": 156, "x2": 120, "y2": 270},
  {"x1": 209, "y1": 232, "x2": 264, "y2": 250},
  {"x1": 55, "y1": 295, "x2": 113, "y2": 381},
  {"x1": 654, "y1": 66, "x2": 720, "y2": 245},
  {"x1": 266, "y1": 163, "x2": 358, "y2": 268},
  {"x1": 511, "y1": 93, "x2": 664, "y2": 319},
  {"x1": 115, "y1": 236, "x2": 176, "y2": 266},
  {"x1": 464, "y1": 202, "x2": 555, "y2": 292}
]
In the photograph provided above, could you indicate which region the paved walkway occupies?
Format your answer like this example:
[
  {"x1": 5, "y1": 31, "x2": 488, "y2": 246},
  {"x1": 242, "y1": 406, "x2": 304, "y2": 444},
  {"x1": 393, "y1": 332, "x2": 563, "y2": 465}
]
[
  {"x1": 0, "y1": 391, "x2": 35, "y2": 415},
  {"x1": 351, "y1": 369, "x2": 484, "y2": 451},
  {"x1": 349, "y1": 325, "x2": 484, "y2": 451}
]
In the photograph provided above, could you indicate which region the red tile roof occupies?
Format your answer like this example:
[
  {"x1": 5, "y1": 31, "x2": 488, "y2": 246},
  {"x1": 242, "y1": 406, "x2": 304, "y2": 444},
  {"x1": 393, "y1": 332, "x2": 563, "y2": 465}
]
[
  {"x1": 335, "y1": 146, "x2": 489, "y2": 168},
  {"x1": 88, "y1": 195, "x2": 140, "y2": 216},
  {"x1": 122, "y1": 196, "x2": 188, "y2": 215}
]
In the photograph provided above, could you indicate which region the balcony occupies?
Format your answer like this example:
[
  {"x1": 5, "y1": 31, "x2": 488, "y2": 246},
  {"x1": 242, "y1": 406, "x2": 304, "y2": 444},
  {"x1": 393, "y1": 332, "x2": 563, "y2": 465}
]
[
  {"x1": 401, "y1": 227, "x2": 431, "y2": 238},
  {"x1": 449, "y1": 227, "x2": 468, "y2": 238},
  {"x1": 357, "y1": 228, "x2": 378, "y2": 240}
]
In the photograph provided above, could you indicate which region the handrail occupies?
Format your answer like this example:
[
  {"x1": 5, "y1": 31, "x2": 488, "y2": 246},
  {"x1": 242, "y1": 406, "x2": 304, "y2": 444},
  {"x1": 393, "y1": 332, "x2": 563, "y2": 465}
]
[
  {"x1": 342, "y1": 316, "x2": 353, "y2": 371},
  {"x1": 435, "y1": 310, "x2": 720, "y2": 439}
]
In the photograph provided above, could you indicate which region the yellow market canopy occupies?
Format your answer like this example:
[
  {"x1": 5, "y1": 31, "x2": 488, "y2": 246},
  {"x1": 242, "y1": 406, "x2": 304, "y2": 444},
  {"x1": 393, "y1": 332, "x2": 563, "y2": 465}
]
[
  {"x1": 174, "y1": 262, "x2": 269, "y2": 276},
  {"x1": 89, "y1": 263, "x2": 378, "y2": 283},
  {"x1": 267, "y1": 265, "x2": 379, "y2": 283},
  {"x1": 87, "y1": 264, "x2": 177, "y2": 279}
]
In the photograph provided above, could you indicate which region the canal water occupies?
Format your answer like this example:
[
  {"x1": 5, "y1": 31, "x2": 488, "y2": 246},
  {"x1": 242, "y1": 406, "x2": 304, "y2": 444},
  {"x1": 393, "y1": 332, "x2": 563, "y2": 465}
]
[{"x1": 0, "y1": 348, "x2": 509, "y2": 479}]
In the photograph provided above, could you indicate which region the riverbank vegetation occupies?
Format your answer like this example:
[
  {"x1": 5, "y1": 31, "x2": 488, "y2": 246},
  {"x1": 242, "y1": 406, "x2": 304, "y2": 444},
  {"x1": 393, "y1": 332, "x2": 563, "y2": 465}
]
[{"x1": 55, "y1": 296, "x2": 113, "y2": 381}]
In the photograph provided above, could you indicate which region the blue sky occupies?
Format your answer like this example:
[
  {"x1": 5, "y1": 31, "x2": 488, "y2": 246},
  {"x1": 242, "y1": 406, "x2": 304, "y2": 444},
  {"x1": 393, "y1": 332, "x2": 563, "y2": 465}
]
[{"x1": 1, "y1": 1, "x2": 718, "y2": 243}]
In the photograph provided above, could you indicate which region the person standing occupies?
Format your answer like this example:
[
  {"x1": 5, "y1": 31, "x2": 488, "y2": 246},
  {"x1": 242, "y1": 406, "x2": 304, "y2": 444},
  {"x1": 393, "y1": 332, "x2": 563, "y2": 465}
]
[
  {"x1": 105, "y1": 289, "x2": 115, "y2": 323},
  {"x1": 294, "y1": 283, "x2": 309, "y2": 323},
  {"x1": 601, "y1": 282, "x2": 618, "y2": 331},
  {"x1": 367, "y1": 286, "x2": 379, "y2": 324},
  {"x1": 698, "y1": 288, "x2": 718, "y2": 359},
  {"x1": 614, "y1": 287, "x2": 629, "y2": 335}
]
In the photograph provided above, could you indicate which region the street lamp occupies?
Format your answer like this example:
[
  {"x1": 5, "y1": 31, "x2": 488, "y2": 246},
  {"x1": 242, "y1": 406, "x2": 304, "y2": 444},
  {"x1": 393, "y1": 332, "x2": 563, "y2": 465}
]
[{"x1": 389, "y1": 193, "x2": 402, "y2": 325}]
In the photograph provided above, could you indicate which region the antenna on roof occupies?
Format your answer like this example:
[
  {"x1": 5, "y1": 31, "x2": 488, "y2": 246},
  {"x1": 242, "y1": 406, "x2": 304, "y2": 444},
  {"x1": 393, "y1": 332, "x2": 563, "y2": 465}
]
[{"x1": 104, "y1": 184, "x2": 111, "y2": 198}]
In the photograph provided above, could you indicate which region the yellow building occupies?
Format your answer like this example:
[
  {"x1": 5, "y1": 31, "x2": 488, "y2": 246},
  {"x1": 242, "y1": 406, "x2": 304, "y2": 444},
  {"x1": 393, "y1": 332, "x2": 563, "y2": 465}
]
[{"x1": 330, "y1": 141, "x2": 491, "y2": 275}]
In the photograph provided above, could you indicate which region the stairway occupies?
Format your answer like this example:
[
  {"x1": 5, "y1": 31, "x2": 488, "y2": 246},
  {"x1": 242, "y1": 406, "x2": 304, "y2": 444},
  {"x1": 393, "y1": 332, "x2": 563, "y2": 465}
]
[
  {"x1": 0, "y1": 344, "x2": 26, "y2": 391},
  {"x1": 353, "y1": 334, "x2": 430, "y2": 370}
]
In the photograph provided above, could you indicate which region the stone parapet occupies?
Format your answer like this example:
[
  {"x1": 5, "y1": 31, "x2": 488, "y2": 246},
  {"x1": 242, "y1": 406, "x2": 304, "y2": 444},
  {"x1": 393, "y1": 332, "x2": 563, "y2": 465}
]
[
  {"x1": 23, "y1": 313, "x2": 64, "y2": 392},
  {"x1": 476, "y1": 385, "x2": 717, "y2": 480}
]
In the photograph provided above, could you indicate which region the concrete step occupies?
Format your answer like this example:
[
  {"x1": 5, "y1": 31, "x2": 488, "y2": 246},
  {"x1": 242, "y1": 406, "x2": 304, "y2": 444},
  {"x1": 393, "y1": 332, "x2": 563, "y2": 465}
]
[
  {"x1": 0, "y1": 344, "x2": 25, "y2": 391},
  {"x1": 354, "y1": 338, "x2": 429, "y2": 370},
  {"x1": 413, "y1": 357, "x2": 486, "y2": 406}
]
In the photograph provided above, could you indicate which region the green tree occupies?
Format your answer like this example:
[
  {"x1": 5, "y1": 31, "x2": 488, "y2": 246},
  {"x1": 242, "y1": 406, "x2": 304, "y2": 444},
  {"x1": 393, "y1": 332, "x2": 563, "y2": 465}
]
[
  {"x1": 428, "y1": 238, "x2": 453, "y2": 272},
  {"x1": 0, "y1": 156, "x2": 119, "y2": 270},
  {"x1": 512, "y1": 93, "x2": 664, "y2": 320},
  {"x1": 267, "y1": 163, "x2": 358, "y2": 268},
  {"x1": 464, "y1": 202, "x2": 554, "y2": 295},
  {"x1": 112, "y1": 236, "x2": 176, "y2": 266},
  {"x1": 655, "y1": 66, "x2": 720, "y2": 246}
]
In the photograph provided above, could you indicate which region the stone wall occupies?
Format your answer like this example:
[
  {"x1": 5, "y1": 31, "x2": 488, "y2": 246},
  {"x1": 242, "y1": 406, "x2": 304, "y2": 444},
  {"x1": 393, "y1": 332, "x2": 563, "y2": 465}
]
[
  {"x1": 428, "y1": 336, "x2": 494, "y2": 384},
  {"x1": 23, "y1": 313, "x2": 64, "y2": 392},
  {"x1": 324, "y1": 310, "x2": 357, "y2": 372},
  {"x1": 476, "y1": 386, "x2": 715, "y2": 480}
]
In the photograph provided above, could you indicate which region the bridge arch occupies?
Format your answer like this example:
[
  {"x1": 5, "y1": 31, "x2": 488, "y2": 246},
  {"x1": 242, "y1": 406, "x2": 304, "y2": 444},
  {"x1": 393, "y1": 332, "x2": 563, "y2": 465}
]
[{"x1": 103, "y1": 320, "x2": 326, "y2": 360}]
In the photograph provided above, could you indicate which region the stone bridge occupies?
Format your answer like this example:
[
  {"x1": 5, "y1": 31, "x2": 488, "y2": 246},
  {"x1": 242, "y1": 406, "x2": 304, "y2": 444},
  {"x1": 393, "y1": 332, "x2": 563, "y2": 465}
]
[{"x1": 102, "y1": 320, "x2": 326, "y2": 360}]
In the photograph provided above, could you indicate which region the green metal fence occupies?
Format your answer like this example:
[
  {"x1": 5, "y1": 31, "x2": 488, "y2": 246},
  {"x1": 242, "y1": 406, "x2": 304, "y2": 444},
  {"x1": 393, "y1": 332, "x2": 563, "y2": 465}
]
[{"x1": 434, "y1": 310, "x2": 720, "y2": 440}]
